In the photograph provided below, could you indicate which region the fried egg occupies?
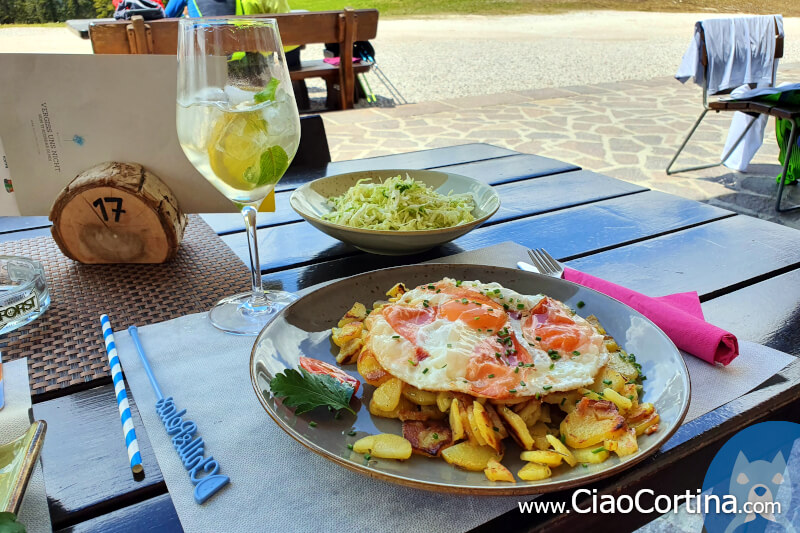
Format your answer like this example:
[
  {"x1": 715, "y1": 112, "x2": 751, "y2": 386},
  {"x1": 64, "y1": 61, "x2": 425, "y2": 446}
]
[{"x1": 363, "y1": 278, "x2": 608, "y2": 400}]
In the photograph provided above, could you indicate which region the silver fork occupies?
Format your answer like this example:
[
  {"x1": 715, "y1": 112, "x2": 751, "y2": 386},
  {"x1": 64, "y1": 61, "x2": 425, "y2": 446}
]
[{"x1": 527, "y1": 249, "x2": 565, "y2": 278}]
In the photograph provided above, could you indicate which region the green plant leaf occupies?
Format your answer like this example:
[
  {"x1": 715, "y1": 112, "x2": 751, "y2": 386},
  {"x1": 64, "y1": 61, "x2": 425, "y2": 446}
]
[
  {"x1": 269, "y1": 368, "x2": 356, "y2": 415},
  {"x1": 254, "y1": 78, "x2": 280, "y2": 103}
]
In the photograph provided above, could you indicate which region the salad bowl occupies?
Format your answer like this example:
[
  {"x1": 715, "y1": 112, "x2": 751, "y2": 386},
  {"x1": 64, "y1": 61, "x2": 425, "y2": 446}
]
[{"x1": 289, "y1": 169, "x2": 501, "y2": 255}]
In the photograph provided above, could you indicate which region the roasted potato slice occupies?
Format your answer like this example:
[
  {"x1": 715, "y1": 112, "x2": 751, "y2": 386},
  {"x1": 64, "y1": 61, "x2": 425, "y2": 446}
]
[
  {"x1": 400, "y1": 403, "x2": 446, "y2": 421},
  {"x1": 331, "y1": 321, "x2": 363, "y2": 348},
  {"x1": 629, "y1": 411, "x2": 660, "y2": 437},
  {"x1": 585, "y1": 315, "x2": 606, "y2": 335},
  {"x1": 352, "y1": 434, "x2": 412, "y2": 460},
  {"x1": 518, "y1": 462, "x2": 552, "y2": 481},
  {"x1": 498, "y1": 406, "x2": 535, "y2": 450},
  {"x1": 402, "y1": 420, "x2": 452, "y2": 457},
  {"x1": 449, "y1": 399, "x2": 466, "y2": 442},
  {"x1": 571, "y1": 446, "x2": 610, "y2": 464},
  {"x1": 338, "y1": 302, "x2": 367, "y2": 327},
  {"x1": 386, "y1": 282, "x2": 407, "y2": 300},
  {"x1": 402, "y1": 385, "x2": 438, "y2": 406},
  {"x1": 369, "y1": 396, "x2": 413, "y2": 419},
  {"x1": 560, "y1": 398, "x2": 627, "y2": 449},
  {"x1": 543, "y1": 391, "x2": 580, "y2": 414},
  {"x1": 602, "y1": 388, "x2": 633, "y2": 412},
  {"x1": 490, "y1": 397, "x2": 530, "y2": 406},
  {"x1": 589, "y1": 367, "x2": 626, "y2": 395},
  {"x1": 606, "y1": 350, "x2": 640, "y2": 381},
  {"x1": 473, "y1": 401, "x2": 502, "y2": 453},
  {"x1": 514, "y1": 399, "x2": 542, "y2": 426},
  {"x1": 483, "y1": 402, "x2": 509, "y2": 439},
  {"x1": 357, "y1": 349, "x2": 392, "y2": 387},
  {"x1": 519, "y1": 450, "x2": 565, "y2": 467},
  {"x1": 466, "y1": 407, "x2": 488, "y2": 446},
  {"x1": 484, "y1": 458, "x2": 515, "y2": 483},
  {"x1": 607, "y1": 428, "x2": 638, "y2": 457},
  {"x1": 530, "y1": 422, "x2": 552, "y2": 450},
  {"x1": 372, "y1": 377, "x2": 403, "y2": 411},
  {"x1": 336, "y1": 338, "x2": 363, "y2": 365},
  {"x1": 442, "y1": 442, "x2": 503, "y2": 472},
  {"x1": 545, "y1": 434, "x2": 577, "y2": 467},
  {"x1": 437, "y1": 391, "x2": 455, "y2": 412}
]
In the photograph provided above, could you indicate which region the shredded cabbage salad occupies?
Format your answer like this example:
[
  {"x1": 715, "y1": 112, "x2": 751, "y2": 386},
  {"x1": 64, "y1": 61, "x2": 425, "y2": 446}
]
[{"x1": 322, "y1": 175, "x2": 476, "y2": 230}]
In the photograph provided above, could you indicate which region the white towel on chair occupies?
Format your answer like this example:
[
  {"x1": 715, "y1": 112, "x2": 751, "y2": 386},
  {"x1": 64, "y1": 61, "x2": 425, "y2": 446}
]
[{"x1": 676, "y1": 15, "x2": 783, "y2": 171}]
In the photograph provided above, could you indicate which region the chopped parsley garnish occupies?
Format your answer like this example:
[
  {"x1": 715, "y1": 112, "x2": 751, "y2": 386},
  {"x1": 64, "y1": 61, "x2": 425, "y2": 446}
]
[
  {"x1": 348, "y1": 430, "x2": 356, "y2": 436},
  {"x1": 495, "y1": 352, "x2": 502, "y2": 358},
  {"x1": 392, "y1": 335, "x2": 400, "y2": 339},
  {"x1": 592, "y1": 447, "x2": 606, "y2": 454},
  {"x1": 422, "y1": 300, "x2": 430, "y2": 308},
  {"x1": 549, "y1": 363, "x2": 555, "y2": 370},
  {"x1": 455, "y1": 280, "x2": 463, "y2": 287},
  {"x1": 535, "y1": 336, "x2": 542, "y2": 341},
  {"x1": 535, "y1": 392, "x2": 541, "y2": 400},
  {"x1": 461, "y1": 298, "x2": 468, "y2": 304},
  {"x1": 309, "y1": 421, "x2": 317, "y2": 427},
  {"x1": 582, "y1": 463, "x2": 588, "y2": 468},
  {"x1": 517, "y1": 303, "x2": 525, "y2": 309},
  {"x1": 493, "y1": 427, "x2": 500, "y2": 432},
  {"x1": 488, "y1": 374, "x2": 495, "y2": 378},
  {"x1": 548, "y1": 350, "x2": 561, "y2": 360},
  {"x1": 520, "y1": 381, "x2": 527, "y2": 387},
  {"x1": 493, "y1": 288, "x2": 501, "y2": 294},
  {"x1": 560, "y1": 434, "x2": 566, "y2": 443},
  {"x1": 603, "y1": 379, "x2": 612, "y2": 385},
  {"x1": 447, "y1": 343, "x2": 452, "y2": 348},
  {"x1": 503, "y1": 303, "x2": 510, "y2": 311},
  {"x1": 432, "y1": 433, "x2": 439, "y2": 440},
  {"x1": 573, "y1": 351, "x2": 581, "y2": 356},
  {"x1": 560, "y1": 398, "x2": 566, "y2": 406},
  {"x1": 514, "y1": 367, "x2": 519, "y2": 374},
  {"x1": 422, "y1": 368, "x2": 429, "y2": 374},
  {"x1": 518, "y1": 362, "x2": 524, "y2": 367},
  {"x1": 542, "y1": 385, "x2": 552, "y2": 390},
  {"x1": 364, "y1": 453, "x2": 371, "y2": 460},
  {"x1": 427, "y1": 284, "x2": 435, "y2": 290},
  {"x1": 576, "y1": 301, "x2": 585, "y2": 308},
  {"x1": 347, "y1": 444, "x2": 353, "y2": 450},
  {"x1": 408, "y1": 359, "x2": 418, "y2": 366},
  {"x1": 508, "y1": 389, "x2": 517, "y2": 393}
]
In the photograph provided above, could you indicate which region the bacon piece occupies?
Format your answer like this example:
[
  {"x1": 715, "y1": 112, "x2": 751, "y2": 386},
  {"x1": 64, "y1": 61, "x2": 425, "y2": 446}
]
[{"x1": 402, "y1": 420, "x2": 453, "y2": 457}]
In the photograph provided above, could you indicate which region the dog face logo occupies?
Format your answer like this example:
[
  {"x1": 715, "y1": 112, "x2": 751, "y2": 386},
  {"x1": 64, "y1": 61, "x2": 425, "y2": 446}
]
[
  {"x1": 728, "y1": 451, "x2": 786, "y2": 525},
  {"x1": 703, "y1": 421, "x2": 800, "y2": 533}
]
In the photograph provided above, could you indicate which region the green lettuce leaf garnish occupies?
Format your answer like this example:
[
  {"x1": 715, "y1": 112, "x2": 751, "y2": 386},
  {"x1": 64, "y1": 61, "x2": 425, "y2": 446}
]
[{"x1": 269, "y1": 368, "x2": 356, "y2": 415}]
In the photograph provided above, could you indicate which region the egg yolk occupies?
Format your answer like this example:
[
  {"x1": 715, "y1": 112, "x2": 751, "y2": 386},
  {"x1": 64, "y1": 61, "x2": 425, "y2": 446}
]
[{"x1": 439, "y1": 299, "x2": 507, "y2": 331}]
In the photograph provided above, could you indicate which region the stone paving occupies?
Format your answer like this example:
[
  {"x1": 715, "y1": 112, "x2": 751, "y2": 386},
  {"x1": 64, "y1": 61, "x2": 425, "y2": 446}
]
[{"x1": 322, "y1": 63, "x2": 800, "y2": 229}]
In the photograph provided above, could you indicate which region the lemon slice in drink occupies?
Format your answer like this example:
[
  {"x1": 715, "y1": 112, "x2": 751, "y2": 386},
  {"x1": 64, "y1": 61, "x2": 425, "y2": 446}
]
[{"x1": 207, "y1": 110, "x2": 271, "y2": 189}]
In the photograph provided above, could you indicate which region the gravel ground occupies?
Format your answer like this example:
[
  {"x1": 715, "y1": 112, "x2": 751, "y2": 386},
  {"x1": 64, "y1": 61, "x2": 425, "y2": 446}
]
[{"x1": 2, "y1": 11, "x2": 799, "y2": 105}]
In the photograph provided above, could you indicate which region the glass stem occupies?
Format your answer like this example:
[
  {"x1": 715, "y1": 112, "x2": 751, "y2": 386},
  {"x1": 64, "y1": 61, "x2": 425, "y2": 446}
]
[{"x1": 242, "y1": 205, "x2": 266, "y2": 305}]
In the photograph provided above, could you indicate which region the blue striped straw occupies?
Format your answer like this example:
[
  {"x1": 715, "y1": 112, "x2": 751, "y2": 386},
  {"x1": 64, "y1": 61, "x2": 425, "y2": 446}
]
[{"x1": 100, "y1": 314, "x2": 144, "y2": 476}]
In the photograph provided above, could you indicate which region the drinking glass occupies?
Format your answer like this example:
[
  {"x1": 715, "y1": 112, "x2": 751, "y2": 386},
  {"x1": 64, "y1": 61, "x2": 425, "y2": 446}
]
[{"x1": 177, "y1": 18, "x2": 301, "y2": 335}]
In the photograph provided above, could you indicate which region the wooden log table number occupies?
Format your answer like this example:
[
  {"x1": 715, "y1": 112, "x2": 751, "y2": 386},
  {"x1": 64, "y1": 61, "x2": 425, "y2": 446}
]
[{"x1": 49, "y1": 162, "x2": 188, "y2": 264}]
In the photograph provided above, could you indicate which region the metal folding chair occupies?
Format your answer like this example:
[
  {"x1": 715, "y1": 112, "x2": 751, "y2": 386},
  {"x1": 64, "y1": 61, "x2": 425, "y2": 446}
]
[{"x1": 666, "y1": 18, "x2": 784, "y2": 175}]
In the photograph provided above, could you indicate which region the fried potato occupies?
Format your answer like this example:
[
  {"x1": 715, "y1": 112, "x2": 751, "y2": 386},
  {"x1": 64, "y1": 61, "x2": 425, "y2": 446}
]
[
  {"x1": 607, "y1": 428, "x2": 638, "y2": 457},
  {"x1": 520, "y1": 450, "x2": 565, "y2": 467},
  {"x1": 369, "y1": 396, "x2": 413, "y2": 419},
  {"x1": 517, "y1": 400, "x2": 542, "y2": 427},
  {"x1": 606, "y1": 351, "x2": 639, "y2": 381},
  {"x1": 357, "y1": 349, "x2": 392, "y2": 387},
  {"x1": 483, "y1": 402, "x2": 509, "y2": 439},
  {"x1": 498, "y1": 406, "x2": 535, "y2": 450},
  {"x1": 466, "y1": 407, "x2": 488, "y2": 446},
  {"x1": 459, "y1": 400, "x2": 480, "y2": 446},
  {"x1": 571, "y1": 446, "x2": 610, "y2": 464},
  {"x1": 402, "y1": 420, "x2": 452, "y2": 457},
  {"x1": 372, "y1": 377, "x2": 403, "y2": 411},
  {"x1": 402, "y1": 385, "x2": 438, "y2": 406},
  {"x1": 353, "y1": 434, "x2": 412, "y2": 460},
  {"x1": 338, "y1": 302, "x2": 367, "y2": 327},
  {"x1": 473, "y1": 401, "x2": 502, "y2": 453},
  {"x1": 545, "y1": 434, "x2": 577, "y2": 467},
  {"x1": 603, "y1": 388, "x2": 633, "y2": 412},
  {"x1": 490, "y1": 397, "x2": 530, "y2": 406},
  {"x1": 629, "y1": 411, "x2": 660, "y2": 437},
  {"x1": 484, "y1": 458, "x2": 515, "y2": 483},
  {"x1": 543, "y1": 391, "x2": 580, "y2": 414},
  {"x1": 336, "y1": 338, "x2": 363, "y2": 365},
  {"x1": 400, "y1": 403, "x2": 446, "y2": 421},
  {"x1": 442, "y1": 442, "x2": 503, "y2": 472},
  {"x1": 437, "y1": 391, "x2": 455, "y2": 412},
  {"x1": 449, "y1": 399, "x2": 466, "y2": 442},
  {"x1": 585, "y1": 315, "x2": 607, "y2": 335},
  {"x1": 531, "y1": 422, "x2": 552, "y2": 450},
  {"x1": 331, "y1": 321, "x2": 363, "y2": 348},
  {"x1": 539, "y1": 404, "x2": 551, "y2": 424},
  {"x1": 560, "y1": 398, "x2": 626, "y2": 449},
  {"x1": 589, "y1": 367, "x2": 626, "y2": 395},
  {"x1": 518, "y1": 462, "x2": 552, "y2": 481},
  {"x1": 386, "y1": 282, "x2": 407, "y2": 300}
]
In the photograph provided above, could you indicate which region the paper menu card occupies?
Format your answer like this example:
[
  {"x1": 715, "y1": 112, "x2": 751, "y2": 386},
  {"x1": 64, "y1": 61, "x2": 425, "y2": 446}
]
[{"x1": 0, "y1": 53, "x2": 240, "y2": 216}]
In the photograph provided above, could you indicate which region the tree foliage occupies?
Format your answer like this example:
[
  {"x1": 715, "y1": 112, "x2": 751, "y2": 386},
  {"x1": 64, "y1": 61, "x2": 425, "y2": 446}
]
[{"x1": 0, "y1": 0, "x2": 109, "y2": 23}]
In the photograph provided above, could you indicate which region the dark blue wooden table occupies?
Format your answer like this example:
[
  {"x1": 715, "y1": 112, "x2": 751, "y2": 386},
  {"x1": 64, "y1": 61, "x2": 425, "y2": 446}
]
[{"x1": 2, "y1": 143, "x2": 799, "y2": 532}]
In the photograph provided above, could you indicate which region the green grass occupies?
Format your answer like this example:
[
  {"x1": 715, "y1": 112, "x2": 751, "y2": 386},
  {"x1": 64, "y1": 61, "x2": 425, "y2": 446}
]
[{"x1": 302, "y1": 0, "x2": 800, "y2": 17}]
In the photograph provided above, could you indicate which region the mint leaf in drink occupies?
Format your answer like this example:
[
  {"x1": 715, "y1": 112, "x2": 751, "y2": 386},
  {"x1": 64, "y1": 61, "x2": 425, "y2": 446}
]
[
  {"x1": 269, "y1": 368, "x2": 356, "y2": 416},
  {"x1": 254, "y1": 78, "x2": 280, "y2": 103}
]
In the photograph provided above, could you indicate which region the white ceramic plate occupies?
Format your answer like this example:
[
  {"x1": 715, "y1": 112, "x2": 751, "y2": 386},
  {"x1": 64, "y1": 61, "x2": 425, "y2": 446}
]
[{"x1": 289, "y1": 169, "x2": 501, "y2": 255}]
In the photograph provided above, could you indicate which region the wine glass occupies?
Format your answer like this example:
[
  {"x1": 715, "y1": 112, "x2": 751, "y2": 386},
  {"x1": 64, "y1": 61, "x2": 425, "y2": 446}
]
[{"x1": 176, "y1": 17, "x2": 301, "y2": 335}]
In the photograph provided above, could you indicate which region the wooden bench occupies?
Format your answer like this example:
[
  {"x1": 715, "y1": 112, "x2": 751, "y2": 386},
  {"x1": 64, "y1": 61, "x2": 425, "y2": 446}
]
[{"x1": 88, "y1": 9, "x2": 379, "y2": 110}]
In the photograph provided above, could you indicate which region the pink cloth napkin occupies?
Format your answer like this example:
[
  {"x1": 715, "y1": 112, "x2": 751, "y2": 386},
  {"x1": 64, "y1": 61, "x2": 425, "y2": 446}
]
[
  {"x1": 564, "y1": 267, "x2": 739, "y2": 366},
  {"x1": 323, "y1": 57, "x2": 362, "y2": 66}
]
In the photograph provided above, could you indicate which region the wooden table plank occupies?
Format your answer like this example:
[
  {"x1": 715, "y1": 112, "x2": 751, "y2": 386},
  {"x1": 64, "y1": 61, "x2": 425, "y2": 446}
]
[
  {"x1": 203, "y1": 157, "x2": 595, "y2": 236},
  {"x1": 220, "y1": 174, "x2": 658, "y2": 272},
  {"x1": 257, "y1": 191, "x2": 731, "y2": 293},
  {"x1": 32, "y1": 384, "x2": 165, "y2": 529},
  {"x1": 566, "y1": 215, "x2": 800, "y2": 306},
  {"x1": 58, "y1": 494, "x2": 182, "y2": 533},
  {"x1": 701, "y1": 267, "x2": 800, "y2": 355}
]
